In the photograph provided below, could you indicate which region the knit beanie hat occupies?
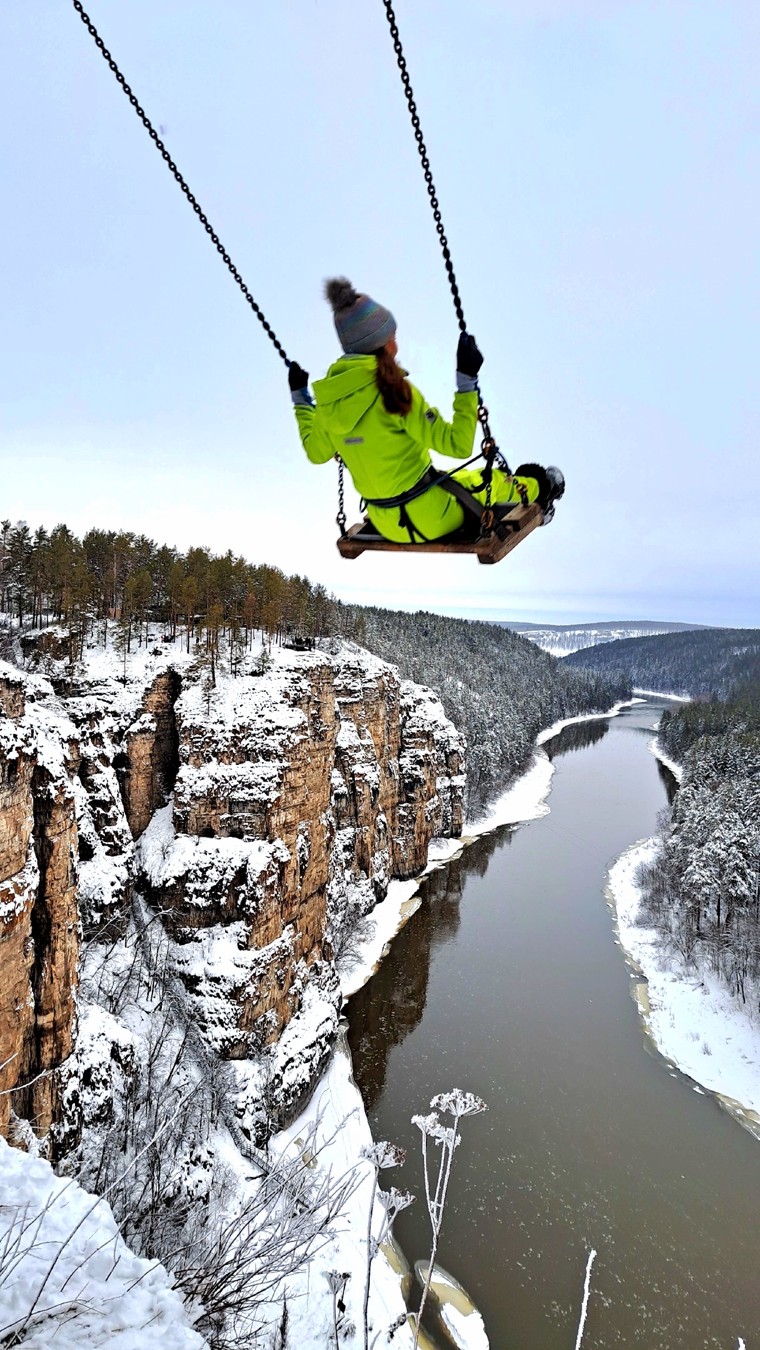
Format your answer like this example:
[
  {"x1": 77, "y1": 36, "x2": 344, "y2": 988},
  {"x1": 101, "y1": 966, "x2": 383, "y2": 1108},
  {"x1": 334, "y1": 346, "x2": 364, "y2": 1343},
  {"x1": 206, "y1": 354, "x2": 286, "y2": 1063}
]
[{"x1": 325, "y1": 277, "x2": 397, "y2": 354}]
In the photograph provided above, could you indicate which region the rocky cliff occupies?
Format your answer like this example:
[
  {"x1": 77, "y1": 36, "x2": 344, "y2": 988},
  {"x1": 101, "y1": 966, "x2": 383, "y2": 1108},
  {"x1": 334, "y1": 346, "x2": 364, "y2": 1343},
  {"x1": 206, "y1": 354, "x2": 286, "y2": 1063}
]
[
  {"x1": 0, "y1": 638, "x2": 464, "y2": 1150},
  {"x1": 0, "y1": 669, "x2": 79, "y2": 1144}
]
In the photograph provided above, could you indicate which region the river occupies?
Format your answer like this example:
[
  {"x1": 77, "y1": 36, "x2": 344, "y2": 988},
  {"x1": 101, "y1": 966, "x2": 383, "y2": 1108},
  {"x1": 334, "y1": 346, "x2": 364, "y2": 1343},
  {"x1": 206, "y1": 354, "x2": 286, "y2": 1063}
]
[{"x1": 346, "y1": 699, "x2": 760, "y2": 1349}]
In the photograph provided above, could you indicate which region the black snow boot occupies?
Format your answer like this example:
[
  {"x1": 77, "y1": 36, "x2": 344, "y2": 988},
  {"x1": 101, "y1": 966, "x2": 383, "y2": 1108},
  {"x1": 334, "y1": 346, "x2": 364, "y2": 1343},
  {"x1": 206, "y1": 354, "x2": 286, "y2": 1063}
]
[{"x1": 515, "y1": 463, "x2": 565, "y2": 524}]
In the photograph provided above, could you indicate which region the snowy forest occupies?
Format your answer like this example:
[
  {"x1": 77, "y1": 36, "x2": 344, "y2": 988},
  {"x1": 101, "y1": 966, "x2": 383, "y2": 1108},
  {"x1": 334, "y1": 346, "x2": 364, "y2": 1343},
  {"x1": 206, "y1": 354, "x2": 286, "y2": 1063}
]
[
  {"x1": 562, "y1": 626, "x2": 760, "y2": 698},
  {"x1": 638, "y1": 680, "x2": 760, "y2": 1007},
  {"x1": 562, "y1": 625, "x2": 760, "y2": 1009},
  {"x1": 0, "y1": 519, "x2": 629, "y2": 811},
  {"x1": 0, "y1": 519, "x2": 337, "y2": 656},
  {"x1": 341, "y1": 605, "x2": 630, "y2": 809}
]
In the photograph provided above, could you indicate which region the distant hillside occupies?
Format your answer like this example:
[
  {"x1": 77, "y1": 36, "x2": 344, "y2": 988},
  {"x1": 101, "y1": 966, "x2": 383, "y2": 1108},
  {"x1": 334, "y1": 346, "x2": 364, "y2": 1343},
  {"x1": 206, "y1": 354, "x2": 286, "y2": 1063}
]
[
  {"x1": 501, "y1": 620, "x2": 707, "y2": 658},
  {"x1": 344, "y1": 607, "x2": 631, "y2": 810},
  {"x1": 562, "y1": 628, "x2": 760, "y2": 699}
]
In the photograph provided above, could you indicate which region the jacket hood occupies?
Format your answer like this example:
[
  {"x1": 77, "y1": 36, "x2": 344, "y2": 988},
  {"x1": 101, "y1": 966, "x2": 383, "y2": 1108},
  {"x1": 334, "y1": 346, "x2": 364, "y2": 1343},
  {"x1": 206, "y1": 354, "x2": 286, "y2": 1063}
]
[{"x1": 312, "y1": 356, "x2": 380, "y2": 435}]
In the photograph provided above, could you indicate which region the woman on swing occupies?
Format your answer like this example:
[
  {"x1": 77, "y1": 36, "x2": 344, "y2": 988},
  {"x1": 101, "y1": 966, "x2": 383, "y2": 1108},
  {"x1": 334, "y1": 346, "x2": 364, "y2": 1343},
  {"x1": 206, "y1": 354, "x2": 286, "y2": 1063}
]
[{"x1": 288, "y1": 278, "x2": 564, "y2": 545}]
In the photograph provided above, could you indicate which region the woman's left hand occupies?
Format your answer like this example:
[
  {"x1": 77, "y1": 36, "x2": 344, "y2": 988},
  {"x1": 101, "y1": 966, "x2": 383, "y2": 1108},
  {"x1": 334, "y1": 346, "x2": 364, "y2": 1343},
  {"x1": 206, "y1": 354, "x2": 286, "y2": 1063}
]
[{"x1": 288, "y1": 361, "x2": 310, "y2": 391}]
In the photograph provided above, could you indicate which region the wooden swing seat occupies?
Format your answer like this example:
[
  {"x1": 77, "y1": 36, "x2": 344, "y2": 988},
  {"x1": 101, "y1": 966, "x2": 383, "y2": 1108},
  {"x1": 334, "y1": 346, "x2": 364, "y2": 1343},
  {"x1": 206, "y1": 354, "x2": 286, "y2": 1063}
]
[{"x1": 336, "y1": 501, "x2": 543, "y2": 566}]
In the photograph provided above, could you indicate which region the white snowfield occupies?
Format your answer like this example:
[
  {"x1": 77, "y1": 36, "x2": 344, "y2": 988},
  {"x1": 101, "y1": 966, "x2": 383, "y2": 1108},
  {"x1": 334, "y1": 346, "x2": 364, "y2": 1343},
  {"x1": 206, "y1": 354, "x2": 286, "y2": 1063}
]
[{"x1": 0, "y1": 1138, "x2": 207, "y2": 1349}]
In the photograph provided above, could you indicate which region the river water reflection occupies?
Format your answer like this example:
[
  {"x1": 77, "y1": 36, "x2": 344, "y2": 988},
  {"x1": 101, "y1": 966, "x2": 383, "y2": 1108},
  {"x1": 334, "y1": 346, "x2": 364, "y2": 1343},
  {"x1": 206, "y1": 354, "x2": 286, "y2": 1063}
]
[{"x1": 346, "y1": 700, "x2": 760, "y2": 1348}]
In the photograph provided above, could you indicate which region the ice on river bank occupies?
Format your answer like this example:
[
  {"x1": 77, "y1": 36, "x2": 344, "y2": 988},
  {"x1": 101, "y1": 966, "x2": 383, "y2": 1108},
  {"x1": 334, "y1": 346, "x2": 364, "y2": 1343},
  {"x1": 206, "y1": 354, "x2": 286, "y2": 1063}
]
[
  {"x1": 608, "y1": 839, "x2": 760, "y2": 1134},
  {"x1": 649, "y1": 735, "x2": 684, "y2": 783}
]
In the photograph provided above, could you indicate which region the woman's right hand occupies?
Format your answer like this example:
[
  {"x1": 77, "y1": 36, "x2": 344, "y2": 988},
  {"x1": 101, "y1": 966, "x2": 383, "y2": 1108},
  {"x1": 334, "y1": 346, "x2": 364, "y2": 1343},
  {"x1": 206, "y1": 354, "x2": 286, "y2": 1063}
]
[{"x1": 456, "y1": 333, "x2": 483, "y2": 378}]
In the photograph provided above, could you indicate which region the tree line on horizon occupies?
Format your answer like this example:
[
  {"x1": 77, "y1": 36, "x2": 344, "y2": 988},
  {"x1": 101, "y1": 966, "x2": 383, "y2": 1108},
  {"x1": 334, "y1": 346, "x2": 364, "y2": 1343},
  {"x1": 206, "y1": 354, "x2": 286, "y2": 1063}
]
[
  {"x1": 562, "y1": 626, "x2": 760, "y2": 699},
  {"x1": 0, "y1": 517, "x2": 342, "y2": 654}
]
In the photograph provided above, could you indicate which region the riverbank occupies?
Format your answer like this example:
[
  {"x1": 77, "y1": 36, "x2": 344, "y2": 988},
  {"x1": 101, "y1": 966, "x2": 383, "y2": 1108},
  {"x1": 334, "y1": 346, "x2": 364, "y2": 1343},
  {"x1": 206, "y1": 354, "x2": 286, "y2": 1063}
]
[
  {"x1": 633, "y1": 687, "x2": 691, "y2": 702},
  {"x1": 608, "y1": 838, "x2": 760, "y2": 1137},
  {"x1": 338, "y1": 698, "x2": 643, "y2": 1001},
  {"x1": 611, "y1": 731, "x2": 760, "y2": 1135},
  {"x1": 649, "y1": 735, "x2": 684, "y2": 782}
]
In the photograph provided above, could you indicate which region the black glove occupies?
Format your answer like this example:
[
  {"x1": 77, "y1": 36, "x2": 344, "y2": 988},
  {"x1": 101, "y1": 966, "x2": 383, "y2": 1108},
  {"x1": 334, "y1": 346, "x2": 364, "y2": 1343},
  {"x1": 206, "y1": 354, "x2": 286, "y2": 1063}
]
[
  {"x1": 288, "y1": 361, "x2": 309, "y2": 392},
  {"x1": 456, "y1": 332, "x2": 483, "y2": 379}
]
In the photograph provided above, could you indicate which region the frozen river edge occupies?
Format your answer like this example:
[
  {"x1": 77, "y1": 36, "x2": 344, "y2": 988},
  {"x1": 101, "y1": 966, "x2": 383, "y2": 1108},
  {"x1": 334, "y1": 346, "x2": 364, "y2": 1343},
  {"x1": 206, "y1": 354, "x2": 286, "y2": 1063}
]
[{"x1": 607, "y1": 738, "x2": 760, "y2": 1140}]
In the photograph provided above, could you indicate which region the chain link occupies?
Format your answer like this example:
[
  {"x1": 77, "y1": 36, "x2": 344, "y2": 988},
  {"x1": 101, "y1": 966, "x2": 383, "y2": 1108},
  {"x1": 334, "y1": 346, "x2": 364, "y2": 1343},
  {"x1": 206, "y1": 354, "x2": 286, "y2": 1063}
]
[
  {"x1": 335, "y1": 457, "x2": 347, "y2": 536},
  {"x1": 72, "y1": 0, "x2": 290, "y2": 365},
  {"x1": 381, "y1": 0, "x2": 466, "y2": 334}
]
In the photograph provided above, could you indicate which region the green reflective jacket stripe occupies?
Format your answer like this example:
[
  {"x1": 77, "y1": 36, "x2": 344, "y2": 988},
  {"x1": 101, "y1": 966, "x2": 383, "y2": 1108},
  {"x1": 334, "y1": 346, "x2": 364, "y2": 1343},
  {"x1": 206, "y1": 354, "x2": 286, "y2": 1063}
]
[{"x1": 294, "y1": 354, "x2": 479, "y2": 542}]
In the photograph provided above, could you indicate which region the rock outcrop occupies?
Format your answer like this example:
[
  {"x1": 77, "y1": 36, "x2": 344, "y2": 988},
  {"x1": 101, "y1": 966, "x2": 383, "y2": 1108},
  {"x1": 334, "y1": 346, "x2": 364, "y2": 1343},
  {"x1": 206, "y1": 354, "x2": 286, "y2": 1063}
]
[
  {"x1": 1, "y1": 638, "x2": 464, "y2": 1148},
  {"x1": 0, "y1": 668, "x2": 79, "y2": 1145},
  {"x1": 138, "y1": 649, "x2": 464, "y2": 1079},
  {"x1": 117, "y1": 670, "x2": 181, "y2": 838}
]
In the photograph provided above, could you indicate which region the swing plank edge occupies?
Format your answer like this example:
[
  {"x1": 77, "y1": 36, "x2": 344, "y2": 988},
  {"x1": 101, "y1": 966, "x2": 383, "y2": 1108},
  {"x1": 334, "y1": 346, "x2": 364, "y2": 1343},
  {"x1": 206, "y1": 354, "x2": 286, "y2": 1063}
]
[{"x1": 337, "y1": 503, "x2": 544, "y2": 564}]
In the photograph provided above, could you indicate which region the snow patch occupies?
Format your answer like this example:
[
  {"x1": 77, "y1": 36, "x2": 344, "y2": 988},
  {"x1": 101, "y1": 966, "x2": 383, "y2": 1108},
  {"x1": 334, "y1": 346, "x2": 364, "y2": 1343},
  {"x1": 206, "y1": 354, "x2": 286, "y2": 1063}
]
[
  {"x1": 0, "y1": 1137, "x2": 207, "y2": 1349},
  {"x1": 648, "y1": 737, "x2": 684, "y2": 783},
  {"x1": 608, "y1": 840, "x2": 760, "y2": 1132}
]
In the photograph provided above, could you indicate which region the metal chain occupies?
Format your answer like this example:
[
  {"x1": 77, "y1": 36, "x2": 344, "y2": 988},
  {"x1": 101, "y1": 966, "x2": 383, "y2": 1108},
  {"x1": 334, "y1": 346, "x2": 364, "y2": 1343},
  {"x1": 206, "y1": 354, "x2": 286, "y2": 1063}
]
[
  {"x1": 71, "y1": 0, "x2": 290, "y2": 365},
  {"x1": 381, "y1": 0, "x2": 466, "y2": 333},
  {"x1": 380, "y1": 0, "x2": 512, "y2": 486},
  {"x1": 336, "y1": 457, "x2": 347, "y2": 535}
]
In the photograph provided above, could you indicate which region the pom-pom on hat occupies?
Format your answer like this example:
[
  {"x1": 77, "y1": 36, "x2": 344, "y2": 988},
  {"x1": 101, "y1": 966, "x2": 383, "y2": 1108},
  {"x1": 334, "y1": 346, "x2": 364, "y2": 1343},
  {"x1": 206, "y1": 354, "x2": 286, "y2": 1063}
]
[{"x1": 325, "y1": 277, "x2": 396, "y2": 354}]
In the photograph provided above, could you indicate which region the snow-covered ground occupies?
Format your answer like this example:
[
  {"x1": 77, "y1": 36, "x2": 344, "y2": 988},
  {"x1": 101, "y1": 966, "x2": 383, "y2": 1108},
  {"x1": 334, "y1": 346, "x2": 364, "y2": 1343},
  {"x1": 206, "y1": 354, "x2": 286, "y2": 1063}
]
[
  {"x1": 259, "y1": 1036, "x2": 416, "y2": 1349},
  {"x1": 648, "y1": 735, "x2": 684, "y2": 783},
  {"x1": 632, "y1": 687, "x2": 691, "y2": 703},
  {"x1": 608, "y1": 841, "x2": 760, "y2": 1137},
  {"x1": 0, "y1": 1138, "x2": 207, "y2": 1349},
  {"x1": 610, "y1": 729, "x2": 760, "y2": 1143}
]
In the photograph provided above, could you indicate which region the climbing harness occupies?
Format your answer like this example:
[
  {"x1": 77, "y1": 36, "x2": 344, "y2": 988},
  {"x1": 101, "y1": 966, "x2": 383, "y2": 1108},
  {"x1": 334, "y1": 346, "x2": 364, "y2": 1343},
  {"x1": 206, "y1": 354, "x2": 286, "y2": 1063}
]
[
  {"x1": 70, "y1": 1, "x2": 290, "y2": 367},
  {"x1": 70, "y1": 0, "x2": 547, "y2": 564}
]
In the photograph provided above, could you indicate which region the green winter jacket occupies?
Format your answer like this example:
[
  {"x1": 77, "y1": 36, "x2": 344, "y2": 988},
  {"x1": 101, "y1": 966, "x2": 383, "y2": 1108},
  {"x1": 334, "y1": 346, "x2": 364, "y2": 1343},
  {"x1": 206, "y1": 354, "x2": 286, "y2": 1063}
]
[{"x1": 294, "y1": 354, "x2": 480, "y2": 542}]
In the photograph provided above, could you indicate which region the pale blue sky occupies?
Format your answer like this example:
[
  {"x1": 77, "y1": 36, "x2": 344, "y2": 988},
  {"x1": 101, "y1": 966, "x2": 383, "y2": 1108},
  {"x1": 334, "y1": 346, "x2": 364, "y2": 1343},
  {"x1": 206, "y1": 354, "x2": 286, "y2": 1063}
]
[{"x1": 2, "y1": 1, "x2": 758, "y2": 625}]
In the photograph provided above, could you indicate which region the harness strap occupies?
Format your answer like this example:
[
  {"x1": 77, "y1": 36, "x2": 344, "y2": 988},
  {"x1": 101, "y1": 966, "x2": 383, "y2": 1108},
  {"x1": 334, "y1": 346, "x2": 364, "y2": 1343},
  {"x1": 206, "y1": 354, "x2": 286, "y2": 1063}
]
[
  {"x1": 362, "y1": 464, "x2": 485, "y2": 519},
  {"x1": 360, "y1": 466, "x2": 441, "y2": 513},
  {"x1": 398, "y1": 503, "x2": 429, "y2": 543},
  {"x1": 439, "y1": 474, "x2": 492, "y2": 521}
]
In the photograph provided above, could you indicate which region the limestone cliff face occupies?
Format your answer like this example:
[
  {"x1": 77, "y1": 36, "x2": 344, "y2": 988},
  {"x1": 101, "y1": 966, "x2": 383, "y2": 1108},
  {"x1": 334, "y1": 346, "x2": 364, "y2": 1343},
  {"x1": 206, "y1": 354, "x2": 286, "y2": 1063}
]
[
  {"x1": 138, "y1": 649, "x2": 465, "y2": 1076},
  {"x1": 1, "y1": 640, "x2": 464, "y2": 1147},
  {"x1": 0, "y1": 668, "x2": 79, "y2": 1144},
  {"x1": 0, "y1": 655, "x2": 181, "y2": 1147},
  {"x1": 62, "y1": 666, "x2": 182, "y2": 934}
]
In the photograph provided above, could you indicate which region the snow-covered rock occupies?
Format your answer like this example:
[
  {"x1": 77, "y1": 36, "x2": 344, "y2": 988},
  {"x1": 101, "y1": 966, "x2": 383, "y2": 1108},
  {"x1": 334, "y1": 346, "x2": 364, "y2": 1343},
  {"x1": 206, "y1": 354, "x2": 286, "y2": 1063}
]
[
  {"x1": 133, "y1": 646, "x2": 463, "y2": 1131},
  {"x1": 2, "y1": 633, "x2": 464, "y2": 1145}
]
